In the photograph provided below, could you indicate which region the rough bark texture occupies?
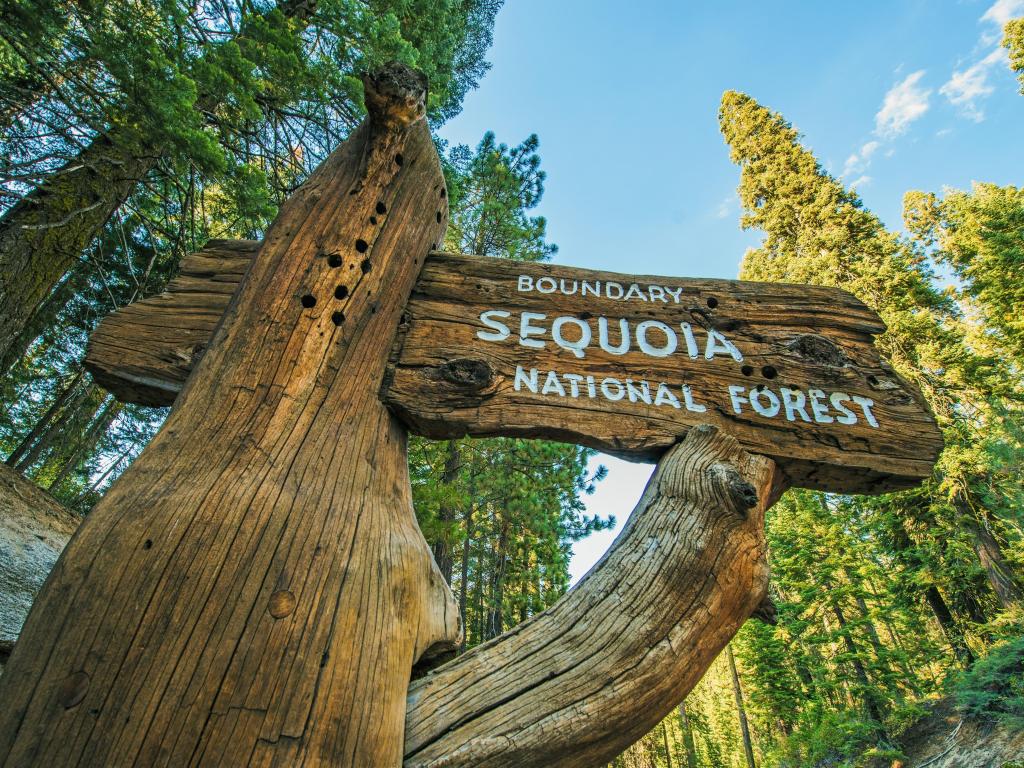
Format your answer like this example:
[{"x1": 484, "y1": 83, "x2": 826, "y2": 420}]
[
  {"x1": 0, "y1": 464, "x2": 79, "y2": 673},
  {"x1": 401, "y1": 425, "x2": 782, "y2": 768},
  {"x1": 0, "y1": 63, "x2": 456, "y2": 767},
  {"x1": 86, "y1": 250, "x2": 942, "y2": 493}
]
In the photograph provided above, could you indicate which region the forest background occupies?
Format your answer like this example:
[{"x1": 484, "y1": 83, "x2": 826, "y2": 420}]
[{"x1": 1, "y1": 1, "x2": 1024, "y2": 766}]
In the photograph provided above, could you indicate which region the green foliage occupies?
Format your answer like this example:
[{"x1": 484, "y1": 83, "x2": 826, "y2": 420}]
[
  {"x1": 953, "y1": 636, "x2": 1024, "y2": 726},
  {"x1": 904, "y1": 183, "x2": 1024, "y2": 368},
  {"x1": 710, "y1": 88, "x2": 1024, "y2": 768},
  {"x1": 1005, "y1": 17, "x2": 1024, "y2": 94},
  {"x1": 443, "y1": 131, "x2": 556, "y2": 260},
  {"x1": 409, "y1": 129, "x2": 610, "y2": 646},
  {"x1": 0, "y1": 0, "x2": 504, "y2": 502}
]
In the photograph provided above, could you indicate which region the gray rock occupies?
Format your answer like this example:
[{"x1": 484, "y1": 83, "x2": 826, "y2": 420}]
[{"x1": 0, "y1": 463, "x2": 80, "y2": 673}]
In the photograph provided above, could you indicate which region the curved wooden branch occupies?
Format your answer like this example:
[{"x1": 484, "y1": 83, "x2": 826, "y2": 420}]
[{"x1": 403, "y1": 425, "x2": 783, "y2": 768}]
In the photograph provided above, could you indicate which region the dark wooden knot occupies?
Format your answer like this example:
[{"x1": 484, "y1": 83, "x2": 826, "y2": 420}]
[
  {"x1": 268, "y1": 590, "x2": 296, "y2": 619},
  {"x1": 710, "y1": 462, "x2": 759, "y2": 515},
  {"x1": 59, "y1": 671, "x2": 90, "y2": 709},
  {"x1": 438, "y1": 359, "x2": 493, "y2": 391},
  {"x1": 362, "y1": 62, "x2": 428, "y2": 127},
  {"x1": 787, "y1": 334, "x2": 846, "y2": 367}
]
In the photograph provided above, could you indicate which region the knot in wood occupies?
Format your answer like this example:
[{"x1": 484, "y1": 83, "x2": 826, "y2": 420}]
[
  {"x1": 787, "y1": 333, "x2": 846, "y2": 367},
  {"x1": 438, "y1": 358, "x2": 493, "y2": 391},
  {"x1": 362, "y1": 62, "x2": 428, "y2": 127},
  {"x1": 268, "y1": 590, "x2": 296, "y2": 619},
  {"x1": 709, "y1": 461, "x2": 758, "y2": 515}
]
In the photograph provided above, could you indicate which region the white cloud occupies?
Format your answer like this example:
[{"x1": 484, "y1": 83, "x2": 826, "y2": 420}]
[
  {"x1": 940, "y1": 47, "x2": 1007, "y2": 121},
  {"x1": 981, "y1": 0, "x2": 1024, "y2": 27},
  {"x1": 842, "y1": 140, "x2": 881, "y2": 177},
  {"x1": 875, "y1": 71, "x2": 932, "y2": 137},
  {"x1": 849, "y1": 175, "x2": 872, "y2": 189},
  {"x1": 715, "y1": 194, "x2": 737, "y2": 219}
]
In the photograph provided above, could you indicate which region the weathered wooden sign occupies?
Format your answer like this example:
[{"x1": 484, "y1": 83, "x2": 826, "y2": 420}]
[
  {"x1": 2, "y1": 63, "x2": 943, "y2": 768},
  {"x1": 87, "y1": 246, "x2": 941, "y2": 493}
]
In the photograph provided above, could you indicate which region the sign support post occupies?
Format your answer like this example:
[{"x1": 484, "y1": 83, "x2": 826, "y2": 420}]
[{"x1": 0, "y1": 63, "x2": 941, "y2": 768}]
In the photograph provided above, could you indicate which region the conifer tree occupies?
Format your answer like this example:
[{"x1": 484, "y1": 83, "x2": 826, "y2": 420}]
[
  {"x1": 718, "y1": 90, "x2": 1024, "y2": 614},
  {"x1": 903, "y1": 184, "x2": 1024, "y2": 367}
]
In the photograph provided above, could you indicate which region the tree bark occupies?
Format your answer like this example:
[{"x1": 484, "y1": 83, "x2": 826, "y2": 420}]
[
  {"x1": 0, "y1": 0, "x2": 318, "y2": 375},
  {"x1": 0, "y1": 63, "x2": 457, "y2": 767},
  {"x1": 403, "y1": 425, "x2": 782, "y2": 768},
  {"x1": 955, "y1": 492, "x2": 1024, "y2": 609},
  {"x1": 727, "y1": 643, "x2": 757, "y2": 768}
]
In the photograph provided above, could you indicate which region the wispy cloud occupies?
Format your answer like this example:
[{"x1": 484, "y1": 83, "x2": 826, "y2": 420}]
[
  {"x1": 875, "y1": 71, "x2": 932, "y2": 137},
  {"x1": 715, "y1": 194, "x2": 737, "y2": 219},
  {"x1": 842, "y1": 140, "x2": 880, "y2": 177},
  {"x1": 981, "y1": 0, "x2": 1024, "y2": 27},
  {"x1": 940, "y1": 47, "x2": 1007, "y2": 120},
  {"x1": 848, "y1": 175, "x2": 872, "y2": 190},
  {"x1": 938, "y1": 0, "x2": 1021, "y2": 119}
]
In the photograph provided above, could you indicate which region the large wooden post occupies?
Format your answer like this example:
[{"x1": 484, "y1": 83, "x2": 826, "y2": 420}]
[{"x1": 0, "y1": 64, "x2": 457, "y2": 766}]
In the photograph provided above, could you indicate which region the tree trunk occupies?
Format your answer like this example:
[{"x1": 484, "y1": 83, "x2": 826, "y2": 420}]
[
  {"x1": 403, "y1": 425, "x2": 782, "y2": 767},
  {"x1": 887, "y1": 515, "x2": 975, "y2": 665},
  {"x1": 457, "y1": 501, "x2": 474, "y2": 654},
  {"x1": 0, "y1": 63, "x2": 458, "y2": 767},
  {"x1": 830, "y1": 600, "x2": 888, "y2": 730},
  {"x1": 0, "y1": 0, "x2": 318, "y2": 375},
  {"x1": 955, "y1": 492, "x2": 1024, "y2": 609},
  {"x1": 431, "y1": 439, "x2": 461, "y2": 584},
  {"x1": 661, "y1": 721, "x2": 673, "y2": 768},
  {"x1": 727, "y1": 643, "x2": 757, "y2": 768},
  {"x1": 4, "y1": 367, "x2": 84, "y2": 468},
  {"x1": 485, "y1": 520, "x2": 508, "y2": 640},
  {"x1": 13, "y1": 382, "x2": 99, "y2": 473},
  {"x1": 677, "y1": 701, "x2": 698, "y2": 768},
  {"x1": 45, "y1": 395, "x2": 122, "y2": 490}
]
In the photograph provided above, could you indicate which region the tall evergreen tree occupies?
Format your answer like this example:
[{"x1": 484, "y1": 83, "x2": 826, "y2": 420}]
[
  {"x1": 718, "y1": 90, "x2": 1024, "y2": 615},
  {"x1": 903, "y1": 183, "x2": 1024, "y2": 367}
]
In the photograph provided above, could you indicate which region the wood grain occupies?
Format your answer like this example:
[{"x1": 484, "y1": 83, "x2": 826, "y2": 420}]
[
  {"x1": 0, "y1": 63, "x2": 455, "y2": 767},
  {"x1": 402, "y1": 425, "x2": 780, "y2": 767},
  {"x1": 86, "y1": 238, "x2": 259, "y2": 406},
  {"x1": 87, "y1": 250, "x2": 942, "y2": 493},
  {"x1": 386, "y1": 254, "x2": 942, "y2": 493}
]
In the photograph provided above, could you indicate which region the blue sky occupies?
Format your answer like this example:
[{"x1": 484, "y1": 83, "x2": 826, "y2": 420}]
[{"x1": 436, "y1": 0, "x2": 1024, "y2": 583}]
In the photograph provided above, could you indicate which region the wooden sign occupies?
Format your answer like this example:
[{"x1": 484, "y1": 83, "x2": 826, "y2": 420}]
[
  {"x1": 5, "y1": 62, "x2": 944, "y2": 768},
  {"x1": 87, "y1": 247, "x2": 941, "y2": 493}
]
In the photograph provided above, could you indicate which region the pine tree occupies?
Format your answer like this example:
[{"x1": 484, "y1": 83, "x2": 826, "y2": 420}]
[
  {"x1": 718, "y1": 90, "x2": 1024, "y2": 615},
  {"x1": 903, "y1": 184, "x2": 1024, "y2": 368}
]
